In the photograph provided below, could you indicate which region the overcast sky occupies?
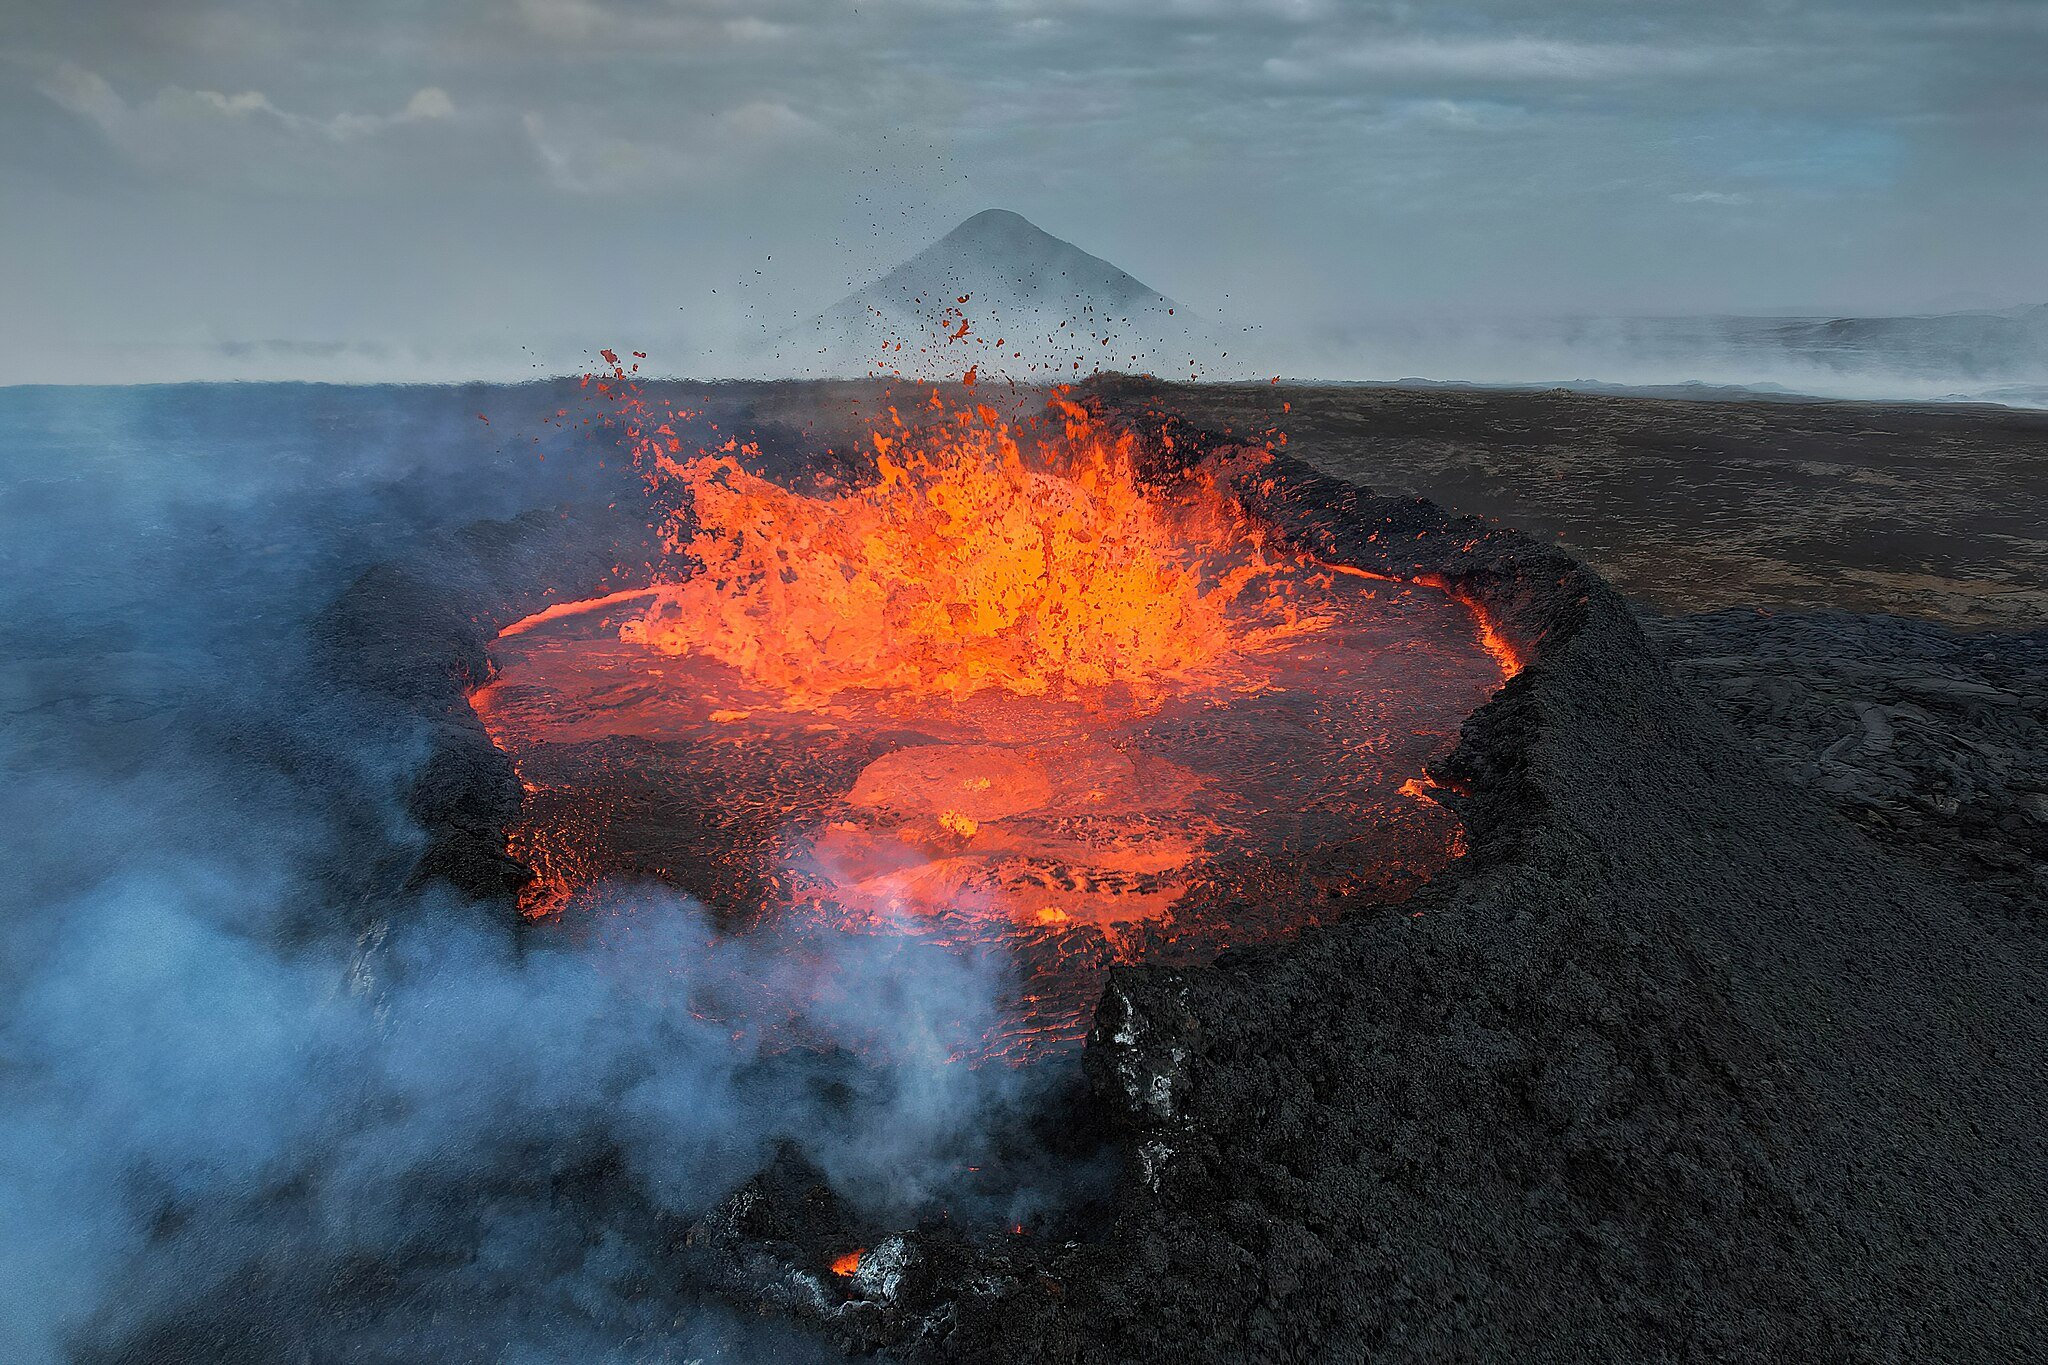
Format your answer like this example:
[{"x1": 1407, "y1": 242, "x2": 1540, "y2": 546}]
[{"x1": 2, "y1": 0, "x2": 2043, "y2": 381}]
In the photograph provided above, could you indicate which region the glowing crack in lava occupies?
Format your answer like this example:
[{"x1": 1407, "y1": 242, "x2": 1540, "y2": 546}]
[{"x1": 472, "y1": 393, "x2": 1517, "y2": 1061}]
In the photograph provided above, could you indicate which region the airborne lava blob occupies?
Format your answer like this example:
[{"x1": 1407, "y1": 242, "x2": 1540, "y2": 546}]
[{"x1": 473, "y1": 379, "x2": 1515, "y2": 1059}]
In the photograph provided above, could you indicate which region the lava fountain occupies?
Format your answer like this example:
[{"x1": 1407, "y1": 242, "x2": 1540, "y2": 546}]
[{"x1": 472, "y1": 379, "x2": 1516, "y2": 1060}]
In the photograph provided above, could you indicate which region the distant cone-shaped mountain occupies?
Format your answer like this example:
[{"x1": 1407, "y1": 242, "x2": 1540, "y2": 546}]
[{"x1": 783, "y1": 209, "x2": 1235, "y2": 381}]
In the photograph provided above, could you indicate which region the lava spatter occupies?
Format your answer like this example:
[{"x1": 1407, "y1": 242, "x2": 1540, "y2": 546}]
[
  {"x1": 473, "y1": 383, "x2": 1513, "y2": 1061},
  {"x1": 619, "y1": 394, "x2": 1318, "y2": 707}
]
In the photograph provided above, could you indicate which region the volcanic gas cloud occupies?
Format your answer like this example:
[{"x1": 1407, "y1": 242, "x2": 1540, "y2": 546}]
[{"x1": 472, "y1": 373, "x2": 1516, "y2": 1059}]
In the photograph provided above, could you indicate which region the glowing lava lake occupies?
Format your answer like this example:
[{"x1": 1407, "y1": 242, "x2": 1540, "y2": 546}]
[{"x1": 471, "y1": 391, "x2": 1517, "y2": 1061}]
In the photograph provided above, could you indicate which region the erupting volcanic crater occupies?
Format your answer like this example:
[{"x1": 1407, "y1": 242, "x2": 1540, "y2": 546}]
[{"x1": 468, "y1": 388, "x2": 1519, "y2": 1061}]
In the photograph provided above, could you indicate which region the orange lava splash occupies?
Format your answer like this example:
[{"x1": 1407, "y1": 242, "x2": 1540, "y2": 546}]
[
  {"x1": 473, "y1": 372, "x2": 1519, "y2": 1063},
  {"x1": 620, "y1": 395, "x2": 1316, "y2": 707}
]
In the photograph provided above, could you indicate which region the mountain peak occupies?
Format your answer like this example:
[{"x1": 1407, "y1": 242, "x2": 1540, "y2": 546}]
[
  {"x1": 939, "y1": 208, "x2": 1051, "y2": 249},
  {"x1": 791, "y1": 210, "x2": 1227, "y2": 380},
  {"x1": 951, "y1": 207, "x2": 1036, "y2": 233},
  {"x1": 862, "y1": 209, "x2": 1165, "y2": 309}
]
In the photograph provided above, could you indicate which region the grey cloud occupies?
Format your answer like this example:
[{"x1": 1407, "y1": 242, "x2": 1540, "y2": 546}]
[
  {"x1": 38, "y1": 59, "x2": 455, "y2": 143},
  {"x1": 0, "y1": 0, "x2": 2044, "y2": 379},
  {"x1": 1268, "y1": 36, "x2": 1729, "y2": 84},
  {"x1": 521, "y1": 99, "x2": 826, "y2": 194},
  {"x1": 28, "y1": 58, "x2": 469, "y2": 192}
]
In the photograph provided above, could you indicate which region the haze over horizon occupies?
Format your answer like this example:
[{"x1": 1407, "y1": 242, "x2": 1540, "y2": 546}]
[{"x1": 3, "y1": 0, "x2": 2044, "y2": 385}]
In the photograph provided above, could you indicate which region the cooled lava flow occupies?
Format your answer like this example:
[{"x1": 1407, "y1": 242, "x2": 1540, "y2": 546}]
[{"x1": 472, "y1": 391, "x2": 1515, "y2": 1061}]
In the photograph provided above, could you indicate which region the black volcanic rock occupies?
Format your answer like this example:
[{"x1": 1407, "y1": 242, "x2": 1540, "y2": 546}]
[
  {"x1": 1644, "y1": 606, "x2": 2048, "y2": 910},
  {"x1": 308, "y1": 389, "x2": 2048, "y2": 1364},
  {"x1": 914, "y1": 412, "x2": 2048, "y2": 1363}
]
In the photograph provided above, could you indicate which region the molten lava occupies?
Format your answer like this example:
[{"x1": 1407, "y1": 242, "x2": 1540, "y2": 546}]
[
  {"x1": 473, "y1": 386, "x2": 1518, "y2": 1061},
  {"x1": 620, "y1": 397, "x2": 1314, "y2": 706}
]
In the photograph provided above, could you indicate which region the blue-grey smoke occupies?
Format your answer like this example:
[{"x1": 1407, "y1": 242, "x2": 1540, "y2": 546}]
[{"x1": 0, "y1": 384, "x2": 1061, "y2": 1362}]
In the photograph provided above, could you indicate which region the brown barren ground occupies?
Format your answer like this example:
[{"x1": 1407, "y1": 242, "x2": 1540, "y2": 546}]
[{"x1": 1115, "y1": 384, "x2": 2048, "y2": 631}]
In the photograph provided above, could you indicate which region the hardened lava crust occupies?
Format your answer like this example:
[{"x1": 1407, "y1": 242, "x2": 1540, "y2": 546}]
[{"x1": 315, "y1": 401, "x2": 2047, "y2": 1364}]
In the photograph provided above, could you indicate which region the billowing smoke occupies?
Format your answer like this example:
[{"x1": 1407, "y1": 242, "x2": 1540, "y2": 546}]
[
  {"x1": 0, "y1": 383, "x2": 1085, "y2": 1362},
  {"x1": 1256, "y1": 306, "x2": 2048, "y2": 406}
]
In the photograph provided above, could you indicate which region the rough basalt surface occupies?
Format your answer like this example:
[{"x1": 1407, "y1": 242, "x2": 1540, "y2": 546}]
[
  {"x1": 317, "y1": 416, "x2": 2048, "y2": 1364},
  {"x1": 1643, "y1": 606, "x2": 2047, "y2": 913},
  {"x1": 924, "y1": 461, "x2": 2048, "y2": 1364}
]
